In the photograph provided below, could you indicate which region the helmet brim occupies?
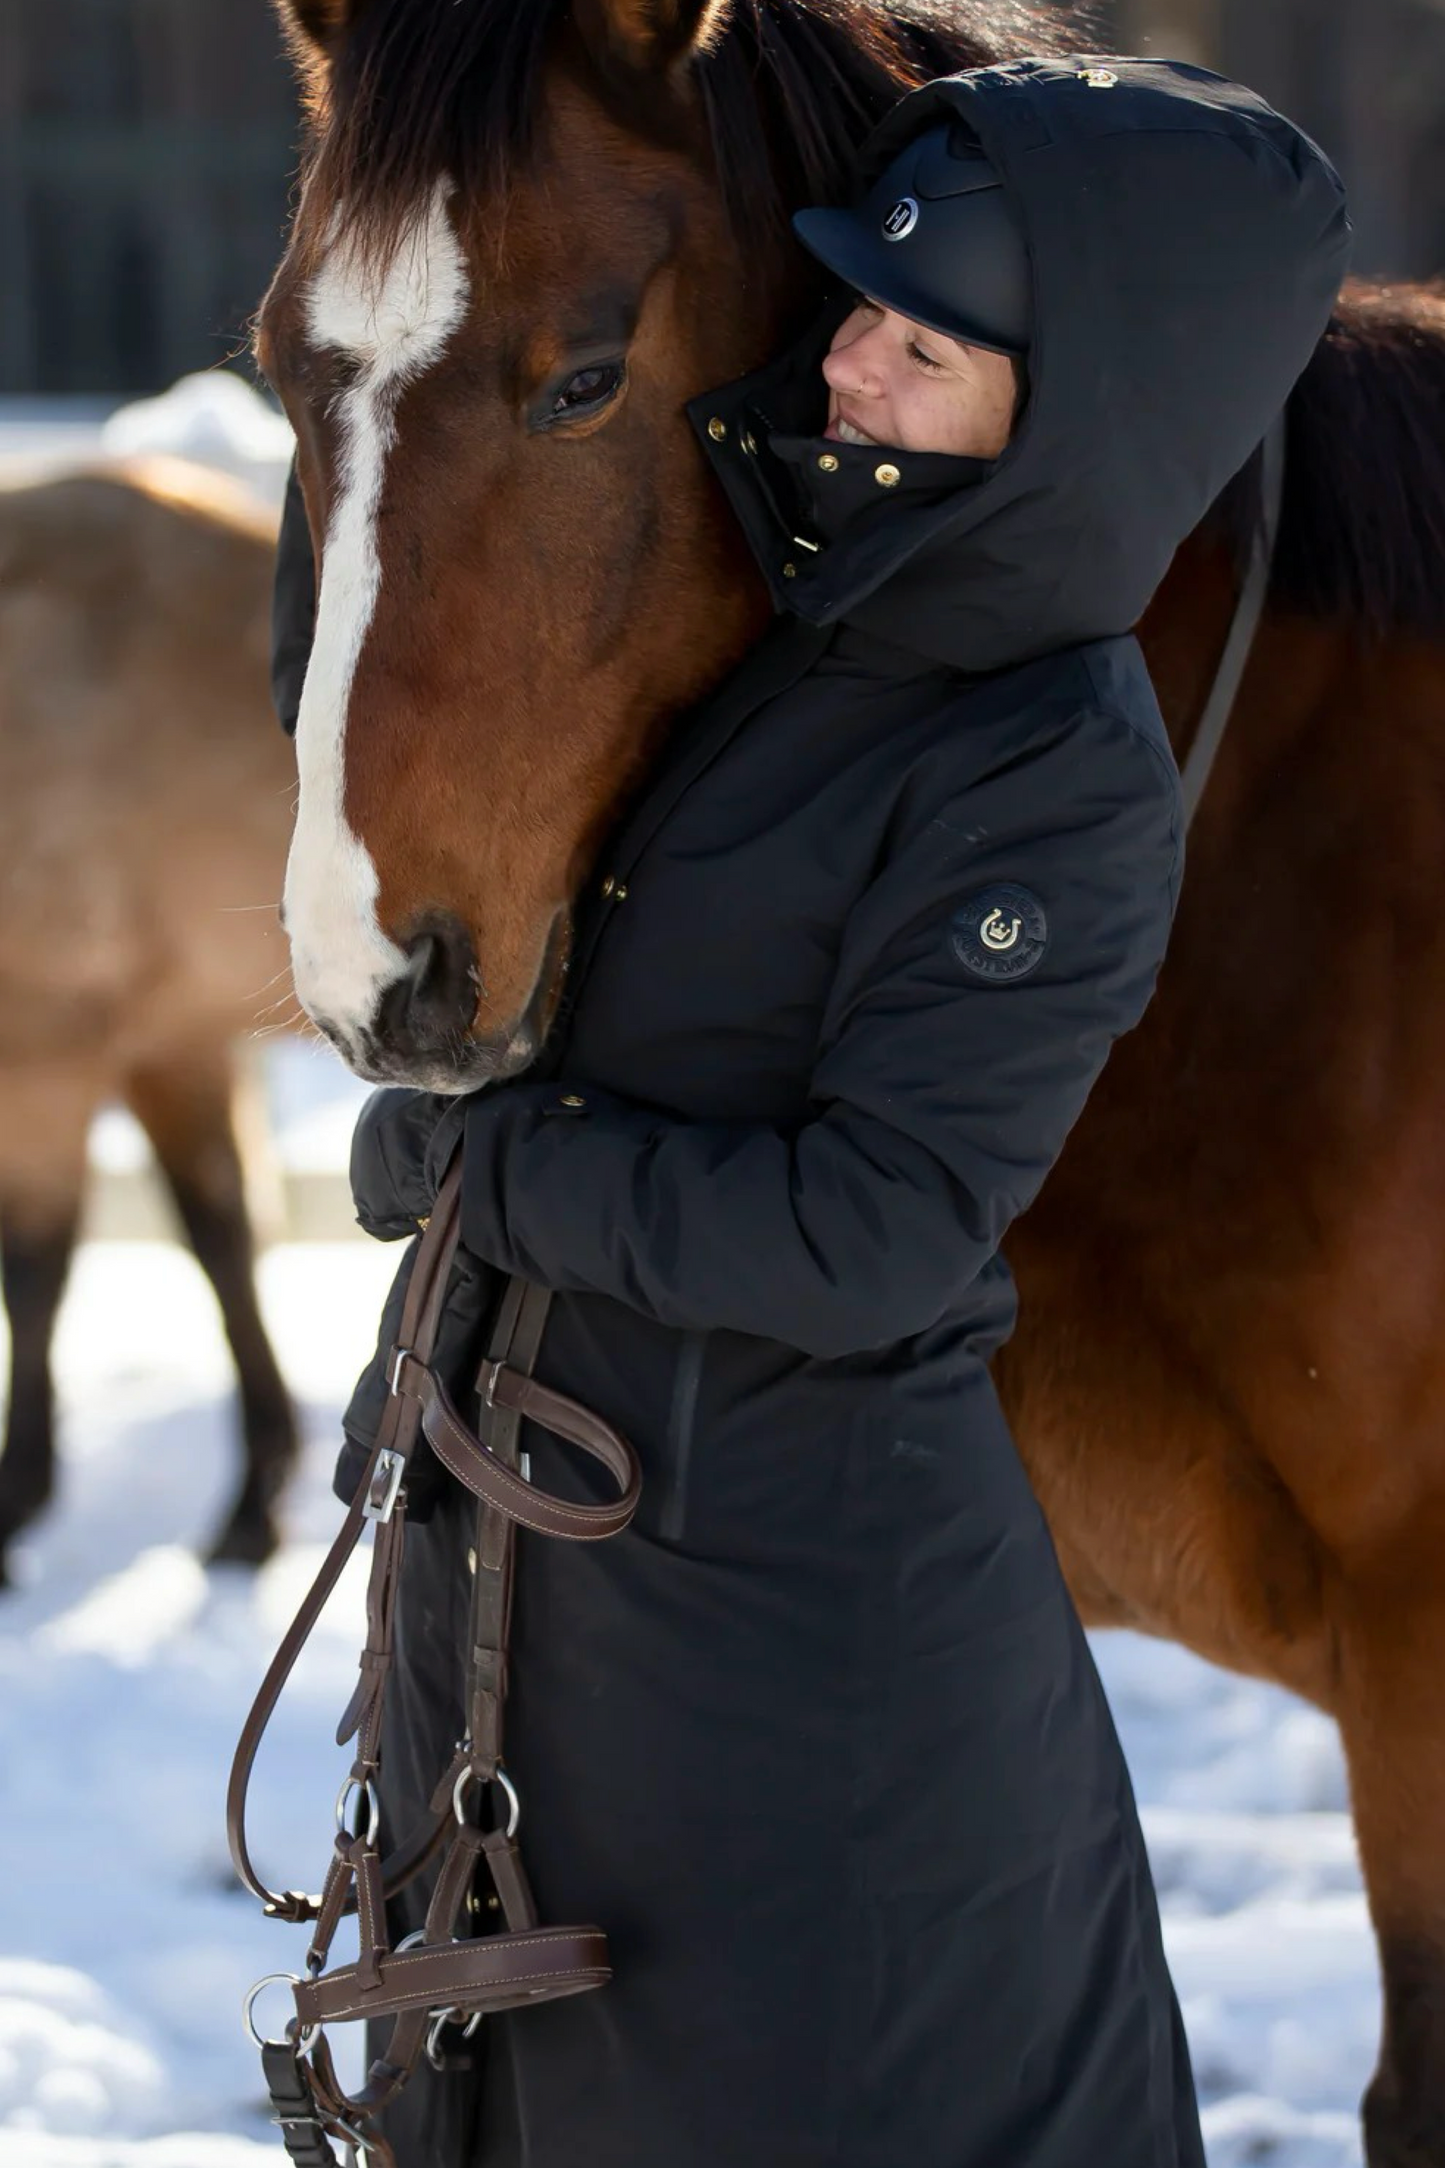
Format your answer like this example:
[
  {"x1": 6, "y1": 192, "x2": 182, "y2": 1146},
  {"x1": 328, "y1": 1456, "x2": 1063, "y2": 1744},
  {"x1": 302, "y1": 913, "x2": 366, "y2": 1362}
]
[{"x1": 793, "y1": 206, "x2": 1028, "y2": 360}]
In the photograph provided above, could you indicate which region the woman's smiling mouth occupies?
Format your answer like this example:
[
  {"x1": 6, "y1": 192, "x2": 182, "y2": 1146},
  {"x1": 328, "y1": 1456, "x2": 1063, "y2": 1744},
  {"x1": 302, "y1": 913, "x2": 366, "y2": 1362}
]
[{"x1": 826, "y1": 405, "x2": 879, "y2": 446}]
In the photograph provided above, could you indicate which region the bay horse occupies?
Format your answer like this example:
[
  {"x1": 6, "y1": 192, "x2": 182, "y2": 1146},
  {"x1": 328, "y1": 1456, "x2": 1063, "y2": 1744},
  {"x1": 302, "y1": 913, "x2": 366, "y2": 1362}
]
[
  {"x1": 0, "y1": 456, "x2": 301, "y2": 1579},
  {"x1": 259, "y1": 0, "x2": 1445, "y2": 2158}
]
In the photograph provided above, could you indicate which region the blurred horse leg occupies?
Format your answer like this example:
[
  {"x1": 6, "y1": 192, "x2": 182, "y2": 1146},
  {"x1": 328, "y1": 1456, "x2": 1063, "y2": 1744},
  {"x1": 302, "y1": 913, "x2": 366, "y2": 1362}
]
[
  {"x1": 1335, "y1": 1532, "x2": 1445, "y2": 2168},
  {"x1": 124, "y1": 1046, "x2": 299, "y2": 1565},
  {"x1": 0, "y1": 1069, "x2": 95, "y2": 1583}
]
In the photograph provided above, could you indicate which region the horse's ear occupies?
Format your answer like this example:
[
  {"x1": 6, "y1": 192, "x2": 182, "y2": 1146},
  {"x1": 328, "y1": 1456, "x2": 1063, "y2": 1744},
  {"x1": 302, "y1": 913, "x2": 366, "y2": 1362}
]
[
  {"x1": 273, "y1": 0, "x2": 352, "y2": 61},
  {"x1": 571, "y1": 0, "x2": 730, "y2": 82}
]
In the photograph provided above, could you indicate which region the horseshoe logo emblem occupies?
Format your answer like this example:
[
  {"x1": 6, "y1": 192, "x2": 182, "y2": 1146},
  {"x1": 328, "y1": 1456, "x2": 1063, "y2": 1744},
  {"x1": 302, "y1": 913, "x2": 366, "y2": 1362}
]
[
  {"x1": 979, "y1": 909, "x2": 1021, "y2": 951},
  {"x1": 949, "y1": 884, "x2": 1048, "y2": 983}
]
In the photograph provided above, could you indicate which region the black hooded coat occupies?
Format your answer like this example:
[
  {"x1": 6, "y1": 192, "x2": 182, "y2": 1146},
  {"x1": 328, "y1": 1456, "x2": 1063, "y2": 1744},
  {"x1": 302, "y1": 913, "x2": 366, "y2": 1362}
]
[{"x1": 273, "y1": 56, "x2": 1349, "y2": 2168}]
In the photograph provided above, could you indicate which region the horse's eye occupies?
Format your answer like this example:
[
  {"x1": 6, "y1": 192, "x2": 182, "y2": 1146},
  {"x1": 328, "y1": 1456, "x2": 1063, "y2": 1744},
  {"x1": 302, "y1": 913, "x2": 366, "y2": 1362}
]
[
  {"x1": 328, "y1": 351, "x2": 364, "y2": 392},
  {"x1": 550, "y1": 362, "x2": 625, "y2": 420}
]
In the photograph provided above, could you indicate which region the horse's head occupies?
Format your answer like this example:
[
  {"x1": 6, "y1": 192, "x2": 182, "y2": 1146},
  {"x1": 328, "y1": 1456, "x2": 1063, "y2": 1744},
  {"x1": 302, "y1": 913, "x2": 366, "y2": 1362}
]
[{"x1": 262, "y1": 0, "x2": 1018, "y2": 1088}]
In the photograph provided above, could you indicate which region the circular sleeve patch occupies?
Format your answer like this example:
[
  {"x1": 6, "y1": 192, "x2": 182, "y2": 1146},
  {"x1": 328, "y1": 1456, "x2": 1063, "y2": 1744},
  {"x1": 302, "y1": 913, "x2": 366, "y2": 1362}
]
[{"x1": 948, "y1": 884, "x2": 1048, "y2": 983}]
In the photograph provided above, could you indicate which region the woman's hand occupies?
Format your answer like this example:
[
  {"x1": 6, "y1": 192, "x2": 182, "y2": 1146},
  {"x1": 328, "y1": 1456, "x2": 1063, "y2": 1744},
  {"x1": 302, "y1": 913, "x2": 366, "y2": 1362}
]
[
  {"x1": 349, "y1": 1087, "x2": 470, "y2": 1239},
  {"x1": 339, "y1": 1084, "x2": 500, "y2": 1516}
]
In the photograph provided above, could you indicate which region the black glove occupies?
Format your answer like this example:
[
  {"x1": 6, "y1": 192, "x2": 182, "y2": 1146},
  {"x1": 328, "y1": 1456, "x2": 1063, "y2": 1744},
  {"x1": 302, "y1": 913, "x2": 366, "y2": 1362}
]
[
  {"x1": 333, "y1": 1236, "x2": 498, "y2": 1516},
  {"x1": 336, "y1": 1089, "x2": 487, "y2": 1516},
  {"x1": 349, "y1": 1088, "x2": 470, "y2": 1239}
]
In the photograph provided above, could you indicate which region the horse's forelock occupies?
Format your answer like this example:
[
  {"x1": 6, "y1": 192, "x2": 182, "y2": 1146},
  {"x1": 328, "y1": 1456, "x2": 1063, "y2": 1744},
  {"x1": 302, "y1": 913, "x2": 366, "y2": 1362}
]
[
  {"x1": 293, "y1": 0, "x2": 1086, "y2": 275},
  {"x1": 299, "y1": 0, "x2": 552, "y2": 271}
]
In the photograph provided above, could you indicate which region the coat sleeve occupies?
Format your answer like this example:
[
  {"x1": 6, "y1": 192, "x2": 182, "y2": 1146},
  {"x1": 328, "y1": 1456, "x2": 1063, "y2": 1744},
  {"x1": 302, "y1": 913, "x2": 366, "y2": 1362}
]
[
  {"x1": 271, "y1": 459, "x2": 316, "y2": 737},
  {"x1": 460, "y1": 706, "x2": 1182, "y2": 1360}
]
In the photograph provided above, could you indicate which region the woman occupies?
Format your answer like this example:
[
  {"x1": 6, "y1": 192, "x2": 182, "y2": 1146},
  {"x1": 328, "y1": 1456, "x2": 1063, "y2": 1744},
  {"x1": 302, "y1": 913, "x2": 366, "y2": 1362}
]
[{"x1": 273, "y1": 55, "x2": 1348, "y2": 2168}]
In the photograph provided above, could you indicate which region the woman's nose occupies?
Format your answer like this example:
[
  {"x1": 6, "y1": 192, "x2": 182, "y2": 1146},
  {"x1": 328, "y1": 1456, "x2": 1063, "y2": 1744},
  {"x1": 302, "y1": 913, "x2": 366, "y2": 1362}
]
[{"x1": 824, "y1": 328, "x2": 880, "y2": 395}]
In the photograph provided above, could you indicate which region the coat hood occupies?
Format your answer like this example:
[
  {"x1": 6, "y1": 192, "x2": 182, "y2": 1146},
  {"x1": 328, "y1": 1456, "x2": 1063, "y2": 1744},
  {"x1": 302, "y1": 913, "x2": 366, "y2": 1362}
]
[{"x1": 689, "y1": 54, "x2": 1351, "y2": 674}]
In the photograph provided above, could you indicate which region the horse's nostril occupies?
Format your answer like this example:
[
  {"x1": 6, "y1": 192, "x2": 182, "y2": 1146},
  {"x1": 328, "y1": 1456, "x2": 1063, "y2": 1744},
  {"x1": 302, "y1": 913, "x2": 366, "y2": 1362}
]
[
  {"x1": 377, "y1": 917, "x2": 479, "y2": 1051},
  {"x1": 409, "y1": 926, "x2": 468, "y2": 1011}
]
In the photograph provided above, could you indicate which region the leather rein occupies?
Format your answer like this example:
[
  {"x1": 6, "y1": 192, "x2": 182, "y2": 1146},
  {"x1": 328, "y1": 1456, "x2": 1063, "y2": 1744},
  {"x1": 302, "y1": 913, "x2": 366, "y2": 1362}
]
[
  {"x1": 228, "y1": 1158, "x2": 642, "y2": 2167},
  {"x1": 1178, "y1": 414, "x2": 1286, "y2": 828}
]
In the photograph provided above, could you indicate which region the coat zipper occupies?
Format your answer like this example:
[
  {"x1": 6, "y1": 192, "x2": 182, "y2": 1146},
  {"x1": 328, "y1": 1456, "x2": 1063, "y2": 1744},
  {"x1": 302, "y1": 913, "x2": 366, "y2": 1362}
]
[{"x1": 659, "y1": 1331, "x2": 706, "y2": 1542}]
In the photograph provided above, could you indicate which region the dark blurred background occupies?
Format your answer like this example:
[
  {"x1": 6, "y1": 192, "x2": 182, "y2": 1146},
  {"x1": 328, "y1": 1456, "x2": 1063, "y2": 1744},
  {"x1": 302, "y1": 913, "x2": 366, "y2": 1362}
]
[{"x1": 2, "y1": 0, "x2": 1443, "y2": 395}]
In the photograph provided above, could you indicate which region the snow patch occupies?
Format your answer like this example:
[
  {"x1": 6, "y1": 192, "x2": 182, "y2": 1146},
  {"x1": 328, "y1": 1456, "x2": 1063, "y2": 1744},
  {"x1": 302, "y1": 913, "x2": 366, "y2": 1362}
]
[{"x1": 100, "y1": 374, "x2": 293, "y2": 506}]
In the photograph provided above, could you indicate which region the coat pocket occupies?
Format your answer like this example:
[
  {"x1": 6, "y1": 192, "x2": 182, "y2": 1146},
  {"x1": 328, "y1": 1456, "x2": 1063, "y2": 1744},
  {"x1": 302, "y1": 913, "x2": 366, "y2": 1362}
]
[{"x1": 657, "y1": 1330, "x2": 707, "y2": 1541}]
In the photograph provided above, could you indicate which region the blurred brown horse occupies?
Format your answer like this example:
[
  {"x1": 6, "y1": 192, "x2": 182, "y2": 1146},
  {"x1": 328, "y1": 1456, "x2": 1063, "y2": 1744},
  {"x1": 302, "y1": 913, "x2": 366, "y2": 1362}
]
[
  {"x1": 261, "y1": 0, "x2": 1445, "y2": 2158},
  {"x1": 0, "y1": 457, "x2": 300, "y2": 1577}
]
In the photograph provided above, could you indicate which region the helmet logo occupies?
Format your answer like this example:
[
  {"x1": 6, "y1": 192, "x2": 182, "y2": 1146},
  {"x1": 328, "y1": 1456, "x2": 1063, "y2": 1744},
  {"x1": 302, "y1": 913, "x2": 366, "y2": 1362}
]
[
  {"x1": 882, "y1": 197, "x2": 919, "y2": 242},
  {"x1": 1077, "y1": 66, "x2": 1118, "y2": 87}
]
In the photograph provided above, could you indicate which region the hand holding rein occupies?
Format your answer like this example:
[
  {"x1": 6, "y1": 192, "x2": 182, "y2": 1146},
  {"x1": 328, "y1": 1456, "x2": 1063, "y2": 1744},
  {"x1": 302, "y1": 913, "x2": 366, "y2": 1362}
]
[{"x1": 227, "y1": 1150, "x2": 642, "y2": 2164}]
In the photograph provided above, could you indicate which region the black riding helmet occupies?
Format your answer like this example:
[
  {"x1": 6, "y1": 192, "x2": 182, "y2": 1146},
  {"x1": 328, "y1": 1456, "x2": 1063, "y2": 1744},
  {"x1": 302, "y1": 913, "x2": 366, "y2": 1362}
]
[{"x1": 793, "y1": 120, "x2": 1032, "y2": 359}]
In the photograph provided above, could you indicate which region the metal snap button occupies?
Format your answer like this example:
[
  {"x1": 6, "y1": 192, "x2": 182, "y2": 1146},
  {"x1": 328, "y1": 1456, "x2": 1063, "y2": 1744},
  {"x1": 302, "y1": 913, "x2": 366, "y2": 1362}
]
[
  {"x1": 707, "y1": 417, "x2": 727, "y2": 441},
  {"x1": 817, "y1": 453, "x2": 839, "y2": 473},
  {"x1": 875, "y1": 462, "x2": 901, "y2": 488}
]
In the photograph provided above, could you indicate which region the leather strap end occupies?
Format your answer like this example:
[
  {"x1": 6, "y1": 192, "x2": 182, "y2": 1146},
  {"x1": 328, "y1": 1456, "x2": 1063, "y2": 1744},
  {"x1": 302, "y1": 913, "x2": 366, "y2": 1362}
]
[{"x1": 294, "y1": 1925, "x2": 612, "y2": 2029}]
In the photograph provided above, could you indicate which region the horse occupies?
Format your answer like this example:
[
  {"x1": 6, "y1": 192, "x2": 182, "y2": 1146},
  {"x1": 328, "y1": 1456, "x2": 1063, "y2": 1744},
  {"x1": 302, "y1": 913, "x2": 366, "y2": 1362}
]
[
  {"x1": 0, "y1": 456, "x2": 302, "y2": 1579},
  {"x1": 258, "y1": 0, "x2": 1445, "y2": 2158}
]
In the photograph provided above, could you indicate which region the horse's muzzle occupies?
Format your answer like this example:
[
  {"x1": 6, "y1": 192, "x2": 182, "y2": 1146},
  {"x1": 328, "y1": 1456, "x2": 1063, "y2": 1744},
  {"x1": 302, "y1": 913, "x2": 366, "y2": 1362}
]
[
  {"x1": 375, "y1": 915, "x2": 480, "y2": 1056},
  {"x1": 320, "y1": 905, "x2": 570, "y2": 1093}
]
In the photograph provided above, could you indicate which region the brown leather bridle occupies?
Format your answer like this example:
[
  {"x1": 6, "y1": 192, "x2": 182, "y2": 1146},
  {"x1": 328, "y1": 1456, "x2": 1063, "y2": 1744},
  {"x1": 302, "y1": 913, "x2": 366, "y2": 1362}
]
[{"x1": 228, "y1": 1156, "x2": 641, "y2": 2166}]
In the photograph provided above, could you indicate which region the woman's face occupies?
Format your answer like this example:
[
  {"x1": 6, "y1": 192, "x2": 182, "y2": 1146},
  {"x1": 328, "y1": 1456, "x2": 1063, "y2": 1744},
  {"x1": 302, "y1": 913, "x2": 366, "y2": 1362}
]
[{"x1": 822, "y1": 295, "x2": 1019, "y2": 458}]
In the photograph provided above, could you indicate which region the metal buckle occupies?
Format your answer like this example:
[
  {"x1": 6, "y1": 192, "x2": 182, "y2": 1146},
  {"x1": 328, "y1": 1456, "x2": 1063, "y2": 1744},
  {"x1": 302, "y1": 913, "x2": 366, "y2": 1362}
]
[
  {"x1": 244, "y1": 1971, "x2": 318, "y2": 2053},
  {"x1": 452, "y1": 1759, "x2": 521, "y2": 1839},
  {"x1": 386, "y1": 1344, "x2": 415, "y2": 1395},
  {"x1": 362, "y1": 1447, "x2": 405, "y2": 1524},
  {"x1": 426, "y1": 2004, "x2": 484, "y2": 2069},
  {"x1": 331, "y1": 2111, "x2": 378, "y2": 2163},
  {"x1": 335, "y1": 1775, "x2": 381, "y2": 1847}
]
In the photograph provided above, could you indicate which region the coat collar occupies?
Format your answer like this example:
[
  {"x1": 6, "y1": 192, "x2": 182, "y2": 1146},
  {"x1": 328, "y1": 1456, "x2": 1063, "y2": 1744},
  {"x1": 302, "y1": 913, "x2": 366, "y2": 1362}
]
[{"x1": 686, "y1": 311, "x2": 1005, "y2": 673}]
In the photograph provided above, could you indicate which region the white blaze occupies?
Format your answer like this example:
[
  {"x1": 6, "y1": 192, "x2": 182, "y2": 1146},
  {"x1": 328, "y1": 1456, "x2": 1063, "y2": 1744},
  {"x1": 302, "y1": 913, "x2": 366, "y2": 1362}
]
[{"x1": 283, "y1": 186, "x2": 468, "y2": 1048}]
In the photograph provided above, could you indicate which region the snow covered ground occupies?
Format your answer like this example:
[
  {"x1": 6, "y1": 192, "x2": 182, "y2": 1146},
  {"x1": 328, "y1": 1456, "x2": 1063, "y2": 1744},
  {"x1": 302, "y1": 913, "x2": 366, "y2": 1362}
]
[{"x1": 0, "y1": 1235, "x2": 1380, "y2": 2168}]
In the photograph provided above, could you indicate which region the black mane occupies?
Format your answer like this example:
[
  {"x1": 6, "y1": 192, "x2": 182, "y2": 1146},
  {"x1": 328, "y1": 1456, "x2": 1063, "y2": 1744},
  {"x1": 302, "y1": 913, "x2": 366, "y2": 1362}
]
[
  {"x1": 1209, "y1": 279, "x2": 1445, "y2": 640},
  {"x1": 300, "y1": 0, "x2": 1079, "y2": 265}
]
